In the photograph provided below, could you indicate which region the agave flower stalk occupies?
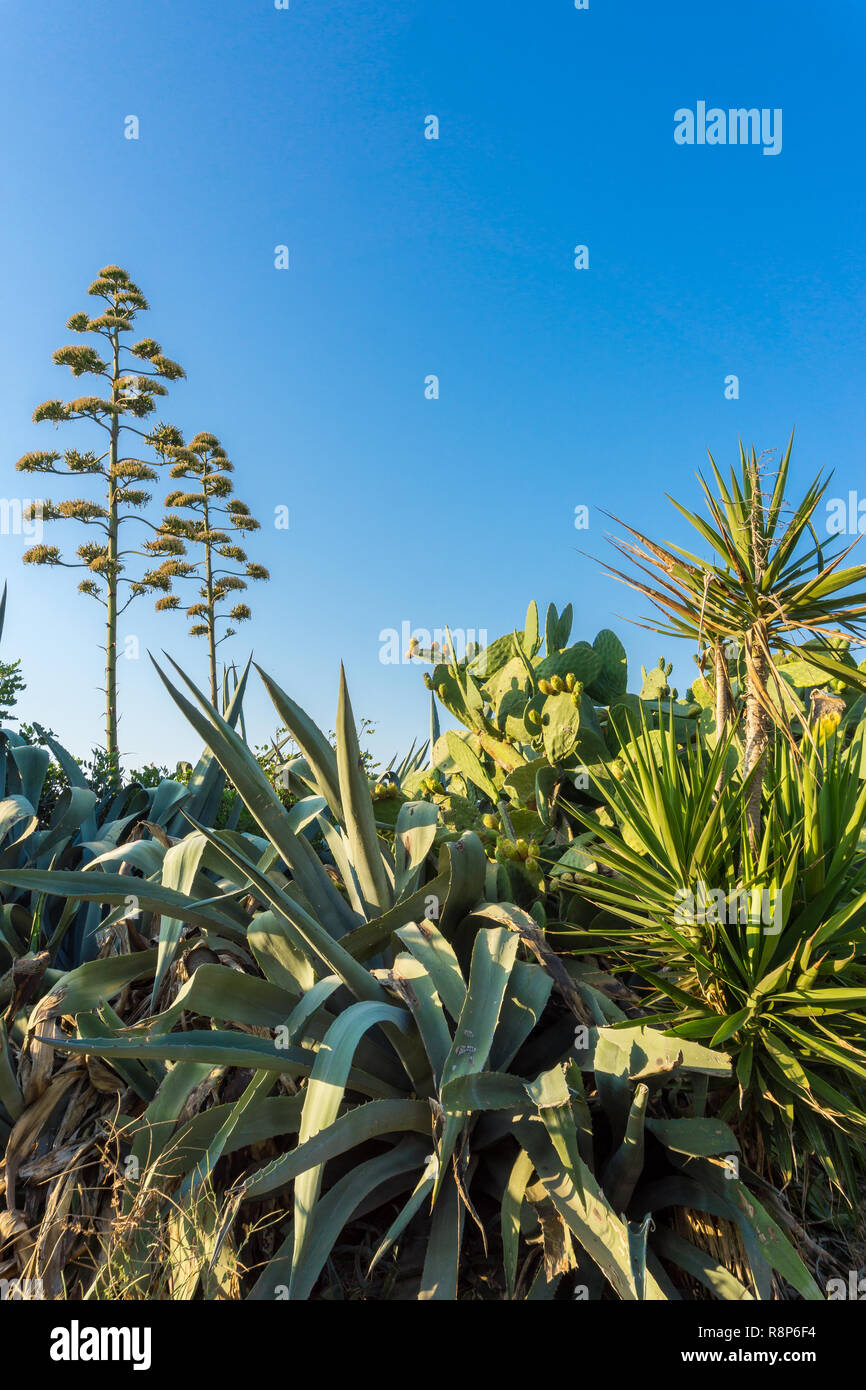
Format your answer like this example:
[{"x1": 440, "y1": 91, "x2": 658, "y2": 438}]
[
  {"x1": 15, "y1": 266, "x2": 185, "y2": 780},
  {"x1": 144, "y1": 431, "x2": 269, "y2": 704}
]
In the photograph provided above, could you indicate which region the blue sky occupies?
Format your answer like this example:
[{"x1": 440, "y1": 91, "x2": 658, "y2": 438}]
[{"x1": 1, "y1": 0, "x2": 865, "y2": 770}]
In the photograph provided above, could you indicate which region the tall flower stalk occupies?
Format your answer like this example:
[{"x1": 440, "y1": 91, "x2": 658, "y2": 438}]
[
  {"x1": 16, "y1": 266, "x2": 184, "y2": 778},
  {"x1": 144, "y1": 430, "x2": 269, "y2": 703}
]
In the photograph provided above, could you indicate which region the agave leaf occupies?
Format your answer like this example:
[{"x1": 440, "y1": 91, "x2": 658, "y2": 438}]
[
  {"x1": 603, "y1": 1084, "x2": 648, "y2": 1213},
  {"x1": 689, "y1": 1158, "x2": 823, "y2": 1300},
  {"x1": 35, "y1": 788, "x2": 98, "y2": 861},
  {"x1": 435, "y1": 927, "x2": 519, "y2": 1197},
  {"x1": 256, "y1": 664, "x2": 342, "y2": 819},
  {"x1": 395, "y1": 919, "x2": 467, "y2": 1021},
  {"x1": 633, "y1": 1177, "x2": 769, "y2": 1301},
  {"x1": 315, "y1": 815, "x2": 367, "y2": 918},
  {"x1": 280, "y1": 975, "x2": 342, "y2": 1047},
  {"x1": 236, "y1": 1097, "x2": 430, "y2": 1209},
  {"x1": 46, "y1": 1027, "x2": 400, "y2": 1097},
  {"x1": 136, "y1": 1094, "x2": 307, "y2": 1191},
  {"x1": 515, "y1": 1116, "x2": 666, "y2": 1301},
  {"x1": 39, "y1": 948, "x2": 159, "y2": 1017},
  {"x1": 28, "y1": 724, "x2": 89, "y2": 794},
  {"x1": 652, "y1": 1226, "x2": 754, "y2": 1300},
  {"x1": 0, "y1": 869, "x2": 246, "y2": 940},
  {"x1": 147, "y1": 778, "x2": 191, "y2": 831},
  {"x1": 489, "y1": 961, "x2": 553, "y2": 1072},
  {"x1": 182, "y1": 1068, "x2": 275, "y2": 1200},
  {"x1": 527, "y1": 1266, "x2": 562, "y2": 1299},
  {"x1": 394, "y1": 801, "x2": 438, "y2": 899},
  {"x1": 0, "y1": 1017, "x2": 24, "y2": 1121},
  {"x1": 247, "y1": 908, "x2": 315, "y2": 995},
  {"x1": 167, "y1": 656, "x2": 251, "y2": 835},
  {"x1": 150, "y1": 654, "x2": 357, "y2": 937},
  {"x1": 184, "y1": 821, "x2": 386, "y2": 1003},
  {"x1": 391, "y1": 953, "x2": 452, "y2": 1084},
  {"x1": 10, "y1": 746, "x2": 50, "y2": 810},
  {"x1": 82, "y1": 841, "x2": 165, "y2": 877},
  {"x1": 419, "y1": 1174, "x2": 463, "y2": 1300},
  {"x1": 0, "y1": 796, "x2": 39, "y2": 859},
  {"x1": 290, "y1": 1000, "x2": 413, "y2": 1290},
  {"x1": 437, "y1": 833, "x2": 487, "y2": 938},
  {"x1": 118, "y1": 963, "x2": 298, "y2": 1039},
  {"x1": 502, "y1": 1147, "x2": 536, "y2": 1298},
  {"x1": 626, "y1": 1212, "x2": 652, "y2": 1299},
  {"x1": 645, "y1": 1116, "x2": 740, "y2": 1157},
  {"x1": 127, "y1": 1060, "x2": 217, "y2": 1188},
  {"x1": 341, "y1": 871, "x2": 450, "y2": 963},
  {"x1": 368, "y1": 1151, "x2": 439, "y2": 1276},
  {"x1": 74, "y1": 1011, "x2": 158, "y2": 1102},
  {"x1": 335, "y1": 666, "x2": 392, "y2": 914},
  {"x1": 251, "y1": 1138, "x2": 425, "y2": 1301},
  {"x1": 153, "y1": 833, "x2": 208, "y2": 1005}
]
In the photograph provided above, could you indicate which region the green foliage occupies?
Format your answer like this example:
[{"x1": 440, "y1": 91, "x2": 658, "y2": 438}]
[
  {"x1": 561, "y1": 707, "x2": 866, "y2": 1196},
  {"x1": 0, "y1": 658, "x2": 816, "y2": 1301},
  {"x1": 410, "y1": 603, "x2": 695, "y2": 910},
  {"x1": 0, "y1": 658, "x2": 25, "y2": 723}
]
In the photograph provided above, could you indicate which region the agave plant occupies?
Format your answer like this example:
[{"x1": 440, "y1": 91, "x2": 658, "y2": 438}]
[
  {"x1": 559, "y1": 707, "x2": 866, "y2": 1196},
  {"x1": 0, "y1": 631, "x2": 249, "y2": 1002},
  {"x1": 0, "y1": 659, "x2": 821, "y2": 1300}
]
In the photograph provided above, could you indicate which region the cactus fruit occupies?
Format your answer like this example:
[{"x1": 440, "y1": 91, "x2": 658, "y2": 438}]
[{"x1": 372, "y1": 780, "x2": 400, "y2": 801}]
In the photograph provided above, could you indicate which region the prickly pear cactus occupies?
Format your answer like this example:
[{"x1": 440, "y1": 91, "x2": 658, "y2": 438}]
[
  {"x1": 534, "y1": 642, "x2": 601, "y2": 689},
  {"x1": 408, "y1": 602, "x2": 640, "y2": 903},
  {"x1": 640, "y1": 658, "x2": 675, "y2": 701},
  {"x1": 587, "y1": 629, "x2": 628, "y2": 704}
]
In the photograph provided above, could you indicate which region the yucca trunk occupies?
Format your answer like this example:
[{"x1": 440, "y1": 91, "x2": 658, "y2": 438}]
[
  {"x1": 713, "y1": 640, "x2": 731, "y2": 733},
  {"x1": 712, "y1": 640, "x2": 731, "y2": 796},
  {"x1": 743, "y1": 624, "x2": 770, "y2": 849}
]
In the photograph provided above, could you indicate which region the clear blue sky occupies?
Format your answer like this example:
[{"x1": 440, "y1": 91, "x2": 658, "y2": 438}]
[{"x1": 1, "y1": 0, "x2": 865, "y2": 770}]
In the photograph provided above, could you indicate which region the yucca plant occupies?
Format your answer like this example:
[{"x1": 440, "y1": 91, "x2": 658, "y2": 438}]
[
  {"x1": 602, "y1": 436, "x2": 866, "y2": 845},
  {"x1": 559, "y1": 708, "x2": 866, "y2": 1196},
  {"x1": 0, "y1": 661, "x2": 821, "y2": 1299}
]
